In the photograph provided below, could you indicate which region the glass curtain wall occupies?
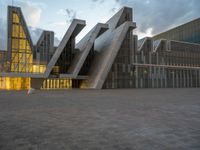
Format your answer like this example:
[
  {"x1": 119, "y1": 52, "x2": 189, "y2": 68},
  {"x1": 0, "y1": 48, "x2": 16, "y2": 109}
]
[{"x1": 11, "y1": 12, "x2": 33, "y2": 73}]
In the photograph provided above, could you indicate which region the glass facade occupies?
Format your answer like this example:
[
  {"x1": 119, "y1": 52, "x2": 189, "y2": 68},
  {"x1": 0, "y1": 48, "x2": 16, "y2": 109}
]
[
  {"x1": 0, "y1": 7, "x2": 33, "y2": 90},
  {"x1": 55, "y1": 37, "x2": 75, "y2": 74},
  {"x1": 32, "y1": 65, "x2": 46, "y2": 74},
  {"x1": 10, "y1": 12, "x2": 33, "y2": 73},
  {"x1": 79, "y1": 45, "x2": 95, "y2": 76}
]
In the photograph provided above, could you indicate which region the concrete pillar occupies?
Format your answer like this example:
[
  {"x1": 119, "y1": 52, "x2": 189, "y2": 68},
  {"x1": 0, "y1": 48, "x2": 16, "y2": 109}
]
[
  {"x1": 161, "y1": 67, "x2": 164, "y2": 88},
  {"x1": 149, "y1": 66, "x2": 152, "y2": 88},
  {"x1": 156, "y1": 67, "x2": 159, "y2": 88},
  {"x1": 135, "y1": 65, "x2": 138, "y2": 88},
  {"x1": 112, "y1": 72, "x2": 115, "y2": 89},
  {"x1": 180, "y1": 70, "x2": 183, "y2": 88},
  {"x1": 172, "y1": 71, "x2": 175, "y2": 88},
  {"x1": 176, "y1": 70, "x2": 179, "y2": 88},
  {"x1": 183, "y1": 70, "x2": 186, "y2": 88},
  {"x1": 140, "y1": 78, "x2": 143, "y2": 88},
  {"x1": 199, "y1": 70, "x2": 200, "y2": 87},
  {"x1": 165, "y1": 69, "x2": 167, "y2": 88},
  {"x1": 149, "y1": 52, "x2": 152, "y2": 64},
  {"x1": 159, "y1": 67, "x2": 161, "y2": 88},
  {"x1": 190, "y1": 70, "x2": 193, "y2": 88},
  {"x1": 187, "y1": 70, "x2": 189, "y2": 88},
  {"x1": 195, "y1": 70, "x2": 198, "y2": 88},
  {"x1": 156, "y1": 53, "x2": 159, "y2": 64},
  {"x1": 154, "y1": 67, "x2": 157, "y2": 88},
  {"x1": 152, "y1": 66, "x2": 154, "y2": 88}
]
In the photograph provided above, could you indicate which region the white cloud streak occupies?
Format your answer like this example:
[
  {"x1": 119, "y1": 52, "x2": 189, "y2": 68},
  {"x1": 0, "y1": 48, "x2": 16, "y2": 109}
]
[{"x1": 15, "y1": 0, "x2": 43, "y2": 27}]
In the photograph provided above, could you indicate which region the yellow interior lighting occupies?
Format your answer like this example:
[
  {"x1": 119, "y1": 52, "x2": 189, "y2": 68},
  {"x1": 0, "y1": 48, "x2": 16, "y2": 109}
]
[{"x1": 0, "y1": 77, "x2": 30, "y2": 90}]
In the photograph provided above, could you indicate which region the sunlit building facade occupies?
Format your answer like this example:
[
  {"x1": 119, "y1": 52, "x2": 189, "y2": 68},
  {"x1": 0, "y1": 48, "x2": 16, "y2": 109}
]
[{"x1": 0, "y1": 6, "x2": 200, "y2": 90}]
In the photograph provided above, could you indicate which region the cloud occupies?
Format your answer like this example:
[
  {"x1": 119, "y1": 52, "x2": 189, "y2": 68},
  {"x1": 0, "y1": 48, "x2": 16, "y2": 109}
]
[
  {"x1": 56, "y1": 8, "x2": 77, "y2": 24},
  {"x1": 91, "y1": 0, "x2": 120, "y2": 13},
  {"x1": 14, "y1": 0, "x2": 43, "y2": 27},
  {"x1": 1, "y1": 0, "x2": 200, "y2": 50},
  {"x1": 65, "y1": 9, "x2": 77, "y2": 23},
  {"x1": 56, "y1": 9, "x2": 67, "y2": 16},
  {"x1": 28, "y1": 27, "x2": 43, "y2": 44},
  {"x1": 92, "y1": 0, "x2": 105, "y2": 4},
  {"x1": 48, "y1": 21, "x2": 67, "y2": 27},
  {"x1": 29, "y1": 27, "x2": 60, "y2": 46},
  {"x1": 115, "y1": 0, "x2": 200, "y2": 39}
]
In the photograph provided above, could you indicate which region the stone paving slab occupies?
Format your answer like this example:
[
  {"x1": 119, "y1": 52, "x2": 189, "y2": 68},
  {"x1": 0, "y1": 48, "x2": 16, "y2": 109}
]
[{"x1": 0, "y1": 89, "x2": 200, "y2": 150}]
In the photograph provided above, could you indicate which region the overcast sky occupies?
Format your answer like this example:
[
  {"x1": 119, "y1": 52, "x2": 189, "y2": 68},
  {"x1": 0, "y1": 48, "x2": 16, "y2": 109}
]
[{"x1": 0, "y1": 0, "x2": 200, "y2": 50}]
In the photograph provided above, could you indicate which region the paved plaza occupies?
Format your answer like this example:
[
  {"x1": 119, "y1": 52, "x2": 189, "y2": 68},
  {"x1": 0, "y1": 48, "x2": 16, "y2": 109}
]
[{"x1": 0, "y1": 89, "x2": 200, "y2": 150}]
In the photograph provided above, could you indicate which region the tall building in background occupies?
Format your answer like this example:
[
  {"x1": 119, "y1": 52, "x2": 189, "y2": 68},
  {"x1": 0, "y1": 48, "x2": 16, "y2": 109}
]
[{"x1": 0, "y1": 6, "x2": 200, "y2": 90}]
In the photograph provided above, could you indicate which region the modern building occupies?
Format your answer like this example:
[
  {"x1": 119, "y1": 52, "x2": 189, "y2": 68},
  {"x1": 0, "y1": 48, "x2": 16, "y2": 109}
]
[{"x1": 0, "y1": 6, "x2": 200, "y2": 90}]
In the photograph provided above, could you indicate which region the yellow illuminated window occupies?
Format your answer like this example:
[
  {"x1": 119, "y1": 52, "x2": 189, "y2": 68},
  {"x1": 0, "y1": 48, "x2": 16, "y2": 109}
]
[
  {"x1": 41, "y1": 79, "x2": 72, "y2": 89},
  {"x1": 32, "y1": 65, "x2": 46, "y2": 73},
  {"x1": 0, "y1": 77, "x2": 30, "y2": 90},
  {"x1": 13, "y1": 13, "x2": 19, "y2": 23},
  {"x1": 19, "y1": 39, "x2": 26, "y2": 49},
  {"x1": 12, "y1": 39, "x2": 18, "y2": 49},
  {"x1": 19, "y1": 26, "x2": 26, "y2": 38},
  {"x1": 12, "y1": 24, "x2": 19, "y2": 37}
]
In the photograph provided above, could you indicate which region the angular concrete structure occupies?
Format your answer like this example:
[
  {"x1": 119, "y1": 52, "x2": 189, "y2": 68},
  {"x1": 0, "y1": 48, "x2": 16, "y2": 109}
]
[
  {"x1": 62, "y1": 23, "x2": 108, "y2": 78},
  {"x1": 45, "y1": 19, "x2": 86, "y2": 77},
  {"x1": 82, "y1": 7, "x2": 136, "y2": 89}
]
